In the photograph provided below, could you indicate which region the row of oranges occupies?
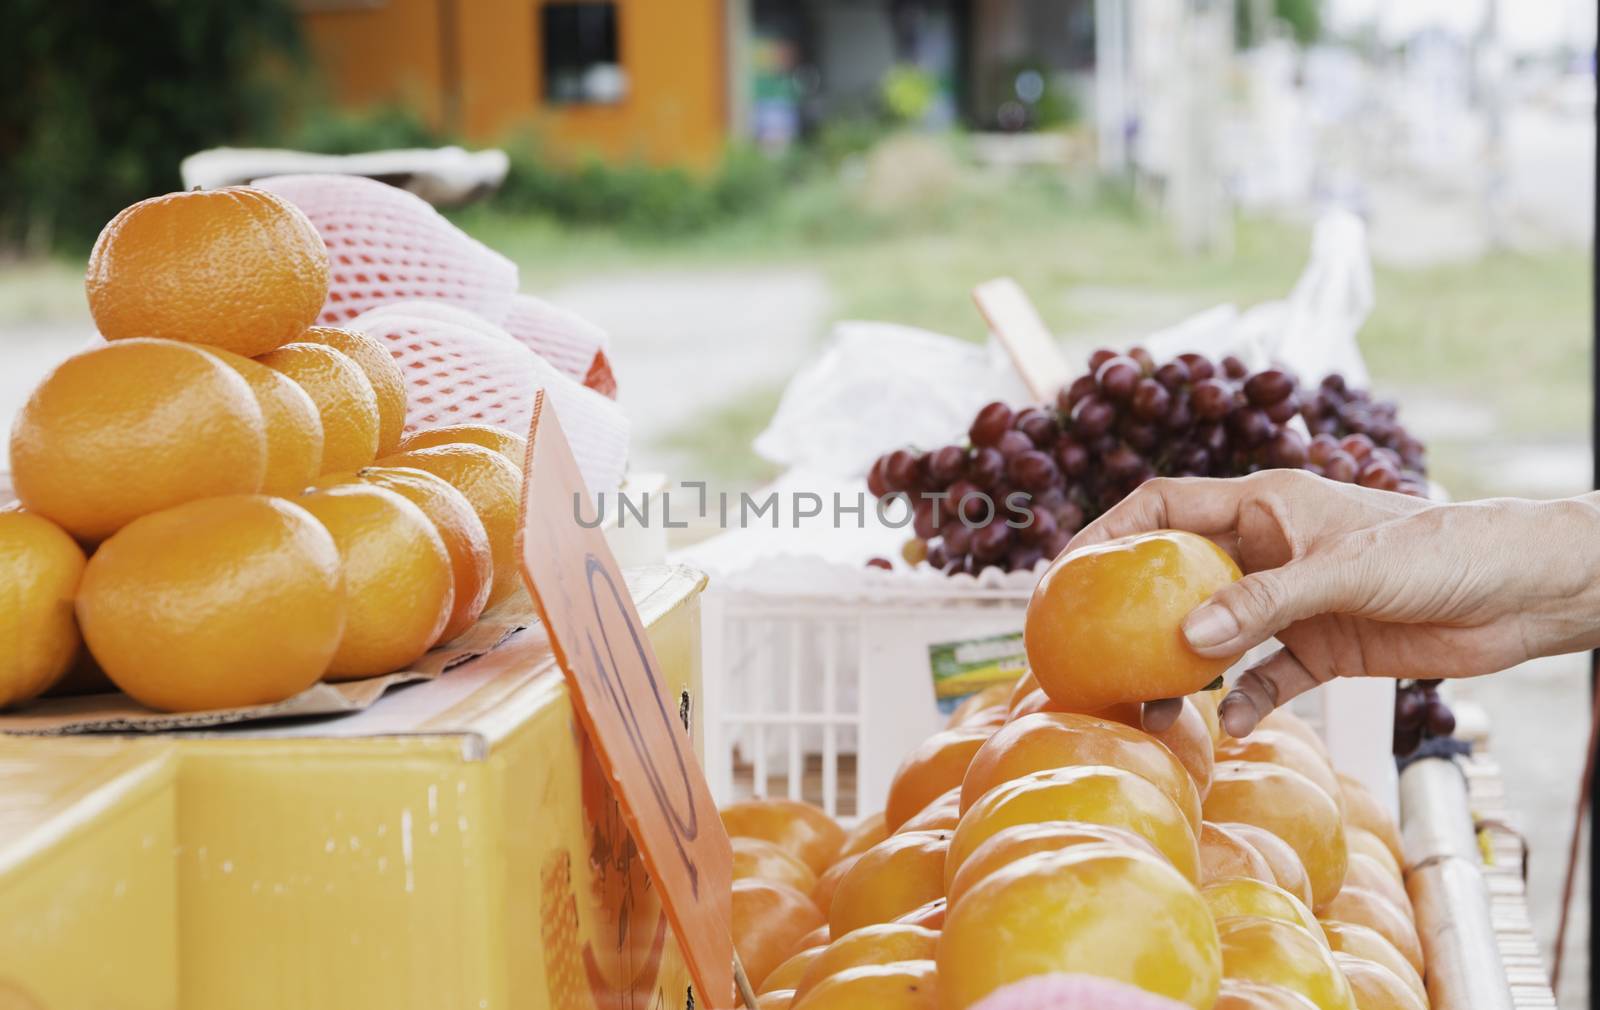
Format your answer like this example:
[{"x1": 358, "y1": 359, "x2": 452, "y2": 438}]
[
  {"x1": 720, "y1": 677, "x2": 1424, "y2": 1010},
  {"x1": 1, "y1": 186, "x2": 530, "y2": 713}
]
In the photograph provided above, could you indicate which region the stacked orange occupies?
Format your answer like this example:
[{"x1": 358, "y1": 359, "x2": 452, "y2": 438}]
[
  {"x1": 720, "y1": 530, "x2": 1425, "y2": 1010},
  {"x1": 1, "y1": 187, "x2": 528, "y2": 713}
]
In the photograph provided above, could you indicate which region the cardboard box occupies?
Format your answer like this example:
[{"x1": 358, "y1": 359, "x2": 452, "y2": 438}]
[
  {"x1": 1, "y1": 564, "x2": 706, "y2": 1010},
  {"x1": 0, "y1": 738, "x2": 179, "y2": 1010}
]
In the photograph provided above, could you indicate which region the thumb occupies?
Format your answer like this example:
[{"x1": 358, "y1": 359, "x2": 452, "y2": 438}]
[{"x1": 1181, "y1": 549, "x2": 1357, "y2": 658}]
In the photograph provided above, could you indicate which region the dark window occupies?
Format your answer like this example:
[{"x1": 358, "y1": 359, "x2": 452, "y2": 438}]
[{"x1": 541, "y1": 3, "x2": 626, "y2": 104}]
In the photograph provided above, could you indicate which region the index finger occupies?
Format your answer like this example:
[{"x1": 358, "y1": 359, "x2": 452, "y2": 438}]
[{"x1": 1064, "y1": 476, "x2": 1253, "y2": 554}]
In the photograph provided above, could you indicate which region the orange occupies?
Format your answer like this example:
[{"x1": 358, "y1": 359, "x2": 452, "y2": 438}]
[
  {"x1": 1205, "y1": 762, "x2": 1348, "y2": 908},
  {"x1": 297, "y1": 485, "x2": 453, "y2": 678},
  {"x1": 86, "y1": 186, "x2": 328, "y2": 357},
  {"x1": 961, "y1": 712, "x2": 1202, "y2": 832},
  {"x1": 838, "y1": 812, "x2": 888, "y2": 861},
  {"x1": 76, "y1": 496, "x2": 343, "y2": 711},
  {"x1": 1333, "y1": 954, "x2": 1425, "y2": 1010},
  {"x1": 939, "y1": 846, "x2": 1222, "y2": 1010},
  {"x1": 792, "y1": 925, "x2": 832, "y2": 953},
  {"x1": 206, "y1": 348, "x2": 324, "y2": 496},
  {"x1": 1006, "y1": 670, "x2": 1039, "y2": 712},
  {"x1": 1024, "y1": 530, "x2": 1242, "y2": 712},
  {"x1": 1317, "y1": 889, "x2": 1423, "y2": 975},
  {"x1": 1195, "y1": 686, "x2": 1227, "y2": 746},
  {"x1": 886, "y1": 727, "x2": 991, "y2": 832},
  {"x1": 1215, "y1": 916, "x2": 1356, "y2": 1010},
  {"x1": 1344, "y1": 854, "x2": 1409, "y2": 912},
  {"x1": 734, "y1": 837, "x2": 821, "y2": 895},
  {"x1": 1346, "y1": 830, "x2": 1404, "y2": 883},
  {"x1": 398, "y1": 423, "x2": 528, "y2": 468},
  {"x1": 300, "y1": 327, "x2": 407, "y2": 454},
  {"x1": 722, "y1": 799, "x2": 847, "y2": 875},
  {"x1": 827, "y1": 831, "x2": 949, "y2": 936},
  {"x1": 763, "y1": 947, "x2": 826, "y2": 994},
  {"x1": 945, "y1": 683, "x2": 1016, "y2": 728},
  {"x1": 812, "y1": 855, "x2": 859, "y2": 918},
  {"x1": 1260, "y1": 709, "x2": 1333, "y2": 759},
  {"x1": 46, "y1": 650, "x2": 115, "y2": 698},
  {"x1": 794, "y1": 924, "x2": 938, "y2": 1001},
  {"x1": 732, "y1": 879, "x2": 827, "y2": 991},
  {"x1": 319, "y1": 466, "x2": 491, "y2": 643},
  {"x1": 11, "y1": 339, "x2": 267, "y2": 541},
  {"x1": 892, "y1": 899, "x2": 946, "y2": 930},
  {"x1": 377, "y1": 444, "x2": 523, "y2": 606},
  {"x1": 1338, "y1": 775, "x2": 1405, "y2": 869},
  {"x1": 1102, "y1": 698, "x2": 1217, "y2": 799},
  {"x1": 1320, "y1": 922, "x2": 1425, "y2": 1003},
  {"x1": 1201, "y1": 878, "x2": 1327, "y2": 945},
  {"x1": 897, "y1": 787, "x2": 962, "y2": 833},
  {"x1": 945, "y1": 820, "x2": 1162, "y2": 907},
  {"x1": 1216, "y1": 980, "x2": 1322, "y2": 1010},
  {"x1": 1217, "y1": 730, "x2": 1342, "y2": 813},
  {"x1": 791, "y1": 961, "x2": 937, "y2": 1010},
  {"x1": 946, "y1": 765, "x2": 1200, "y2": 888},
  {"x1": 1226, "y1": 822, "x2": 1317, "y2": 909},
  {"x1": 758, "y1": 992, "x2": 796, "y2": 1010},
  {"x1": 0, "y1": 512, "x2": 86, "y2": 706},
  {"x1": 260, "y1": 343, "x2": 380, "y2": 473},
  {"x1": 1201, "y1": 821, "x2": 1277, "y2": 888}
]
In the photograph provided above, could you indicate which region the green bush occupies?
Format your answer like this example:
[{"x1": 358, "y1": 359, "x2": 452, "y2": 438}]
[{"x1": 0, "y1": 0, "x2": 304, "y2": 253}]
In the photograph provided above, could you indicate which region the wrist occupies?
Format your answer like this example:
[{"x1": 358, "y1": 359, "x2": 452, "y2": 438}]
[{"x1": 1513, "y1": 494, "x2": 1600, "y2": 657}]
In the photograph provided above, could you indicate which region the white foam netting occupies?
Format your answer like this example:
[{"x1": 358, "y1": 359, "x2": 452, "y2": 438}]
[
  {"x1": 350, "y1": 301, "x2": 630, "y2": 494},
  {"x1": 252, "y1": 173, "x2": 519, "y2": 326},
  {"x1": 500, "y1": 293, "x2": 613, "y2": 394}
]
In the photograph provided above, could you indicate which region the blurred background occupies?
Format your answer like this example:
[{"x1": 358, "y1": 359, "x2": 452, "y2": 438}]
[{"x1": 1, "y1": 0, "x2": 1595, "y2": 1000}]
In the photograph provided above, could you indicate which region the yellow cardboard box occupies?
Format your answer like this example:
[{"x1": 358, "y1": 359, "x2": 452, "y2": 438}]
[{"x1": 0, "y1": 738, "x2": 179, "y2": 1010}]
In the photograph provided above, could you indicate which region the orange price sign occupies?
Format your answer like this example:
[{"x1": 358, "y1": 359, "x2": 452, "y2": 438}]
[{"x1": 518, "y1": 392, "x2": 734, "y2": 1007}]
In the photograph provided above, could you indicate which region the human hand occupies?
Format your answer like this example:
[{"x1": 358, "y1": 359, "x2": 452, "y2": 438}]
[{"x1": 1063, "y1": 470, "x2": 1600, "y2": 737}]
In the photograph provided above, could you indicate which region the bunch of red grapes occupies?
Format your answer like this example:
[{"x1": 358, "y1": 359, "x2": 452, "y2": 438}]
[
  {"x1": 866, "y1": 346, "x2": 1429, "y2": 576},
  {"x1": 1393, "y1": 679, "x2": 1456, "y2": 757}
]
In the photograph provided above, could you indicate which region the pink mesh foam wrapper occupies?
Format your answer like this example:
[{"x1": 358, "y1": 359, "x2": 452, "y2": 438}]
[
  {"x1": 253, "y1": 173, "x2": 518, "y2": 326},
  {"x1": 501, "y1": 294, "x2": 616, "y2": 397},
  {"x1": 351, "y1": 302, "x2": 629, "y2": 494}
]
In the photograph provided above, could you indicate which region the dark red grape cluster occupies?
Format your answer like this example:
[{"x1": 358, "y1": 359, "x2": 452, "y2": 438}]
[
  {"x1": 1393, "y1": 679, "x2": 1455, "y2": 756},
  {"x1": 866, "y1": 347, "x2": 1429, "y2": 576}
]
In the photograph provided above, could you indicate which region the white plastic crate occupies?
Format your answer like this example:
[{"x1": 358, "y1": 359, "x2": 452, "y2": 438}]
[{"x1": 699, "y1": 575, "x2": 1396, "y2": 823}]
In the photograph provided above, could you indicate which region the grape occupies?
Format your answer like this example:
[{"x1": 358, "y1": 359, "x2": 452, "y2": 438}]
[
  {"x1": 1018, "y1": 507, "x2": 1057, "y2": 545},
  {"x1": 1154, "y1": 360, "x2": 1191, "y2": 390},
  {"x1": 970, "y1": 402, "x2": 1014, "y2": 447},
  {"x1": 1192, "y1": 378, "x2": 1233, "y2": 421},
  {"x1": 1060, "y1": 373, "x2": 1099, "y2": 413},
  {"x1": 1127, "y1": 346, "x2": 1156, "y2": 373},
  {"x1": 1357, "y1": 461, "x2": 1400, "y2": 492},
  {"x1": 941, "y1": 521, "x2": 973, "y2": 556},
  {"x1": 997, "y1": 429, "x2": 1034, "y2": 460},
  {"x1": 1171, "y1": 444, "x2": 1210, "y2": 474},
  {"x1": 971, "y1": 522, "x2": 1012, "y2": 562},
  {"x1": 1264, "y1": 393, "x2": 1300, "y2": 424},
  {"x1": 1016, "y1": 409, "x2": 1060, "y2": 448},
  {"x1": 1070, "y1": 396, "x2": 1116, "y2": 438},
  {"x1": 1054, "y1": 500, "x2": 1085, "y2": 533},
  {"x1": 1087, "y1": 347, "x2": 1119, "y2": 372},
  {"x1": 1371, "y1": 446, "x2": 1402, "y2": 469},
  {"x1": 1264, "y1": 428, "x2": 1308, "y2": 468},
  {"x1": 1395, "y1": 687, "x2": 1425, "y2": 729},
  {"x1": 1096, "y1": 356, "x2": 1141, "y2": 401},
  {"x1": 1228, "y1": 407, "x2": 1273, "y2": 448},
  {"x1": 1009, "y1": 450, "x2": 1060, "y2": 492},
  {"x1": 968, "y1": 447, "x2": 1005, "y2": 487},
  {"x1": 1393, "y1": 722, "x2": 1422, "y2": 757},
  {"x1": 1102, "y1": 445, "x2": 1145, "y2": 480},
  {"x1": 902, "y1": 537, "x2": 929, "y2": 565},
  {"x1": 1308, "y1": 433, "x2": 1340, "y2": 465},
  {"x1": 1008, "y1": 544, "x2": 1044, "y2": 572},
  {"x1": 1086, "y1": 432, "x2": 1120, "y2": 456},
  {"x1": 1222, "y1": 355, "x2": 1249, "y2": 379},
  {"x1": 1321, "y1": 372, "x2": 1347, "y2": 394},
  {"x1": 1055, "y1": 439, "x2": 1090, "y2": 478},
  {"x1": 1339, "y1": 433, "x2": 1374, "y2": 461},
  {"x1": 912, "y1": 499, "x2": 939, "y2": 539},
  {"x1": 867, "y1": 456, "x2": 890, "y2": 497},
  {"x1": 912, "y1": 450, "x2": 936, "y2": 490},
  {"x1": 1177, "y1": 352, "x2": 1215, "y2": 381},
  {"x1": 884, "y1": 449, "x2": 919, "y2": 491},
  {"x1": 928, "y1": 445, "x2": 968, "y2": 484},
  {"x1": 1131, "y1": 378, "x2": 1172, "y2": 421},
  {"x1": 1244, "y1": 368, "x2": 1295, "y2": 406},
  {"x1": 926, "y1": 543, "x2": 948, "y2": 569},
  {"x1": 1303, "y1": 462, "x2": 1325, "y2": 478},
  {"x1": 1162, "y1": 390, "x2": 1193, "y2": 431},
  {"x1": 1324, "y1": 451, "x2": 1358, "y2": 483},
  {"x1": 865, "y1": 557, "x2": 893, "y2": 570},
  {"x1": 947, "y1": 480, "x2": 983, "y2": 521},
  {"x1": 1425, "y1": 698, "x2": 1456, "y2": 737},
  {"x1": 1195, "y1": 422, "x2": 1228, "y2": 457},
  {"x1": 1043, "y1": 529, "x2": 1073, "y2": 558}
]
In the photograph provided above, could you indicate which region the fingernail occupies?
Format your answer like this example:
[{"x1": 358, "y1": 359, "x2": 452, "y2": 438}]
[
  {"x1": 1183, "y1": 603, "x2": 1239, "y2": 651},
  {"x1": 1219, "y1": 692, "x2": 1258, "y2": 738}
]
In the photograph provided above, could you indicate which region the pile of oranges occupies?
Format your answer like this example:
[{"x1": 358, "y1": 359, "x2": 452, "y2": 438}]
[
  {"x1": 724, "y1": 534, "x2": 1425, "y2": 1010},
  {"x1": 1, "y1": 187, "x2": 532, "y2": 713}
]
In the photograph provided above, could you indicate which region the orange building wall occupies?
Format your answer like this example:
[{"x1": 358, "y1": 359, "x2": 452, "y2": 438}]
[{"x1": 299, "y1": 0, "x2": 729, "y2": 170}]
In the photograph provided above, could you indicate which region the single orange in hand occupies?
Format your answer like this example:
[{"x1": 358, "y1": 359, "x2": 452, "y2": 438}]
[
  {"x1": 398, "y1": 423, "x2": 528, "y2": 469},
  {"x1": 947, "y1": 765, "x2": 1199, "y2": 888},
  {"x1": 961, "y1": 711, "x2": 1202, "y2": 832},
  {"x1": 827, "y1": 830, "x2": 949, "y2": 937},
  {"x1": 1024, "y1": 529, "x2": 1242, "y2": 712},
  {"x1": 722, "y1": 799, "x2": 847, "y2": 875},
  {"x1": 297, "y1": 485, "x2": 454, "y2": 678},
  {"x1": 0, "y1": 512, "x2": 86, "y2": 707},
  {"x1": 377, "y1": 444, "x2": 523, "y2": 606},
  {"x1": 1204, "y1": 762, "x2": 1348, "y2": 909},
  {"x1": 945, "y1": 820, "x2": 1162, "y2": 907},
  {"x1": 260, "y1": 343, "x2": 380, "y2": 474},
  {"x1": 86, "y1": 186, "x2": 328, "y2": 357},
  {"x1": 732, "y1": 879, "x2": 826, "y2": 993},
  {"x1": 938, "y1": 846, "x2": 1222, "y2": 1010},
  {"x1": 734, "y1": 837, "x2": 820, "y2": 895},
  {"x1": 299, "y1": 327, "x2": 407, "y2": 454},
  {"x1": 1215, "y1": 916, "x2": 1356, "y2": 1010},
  {"x1": 790, "y1": 961, "x2": 938, "y2": 1010},
  {"x1": 76, "y1": 496, "x2": 343, "y2": 712},
  {"x1": 11, "y1": 339, "x2": 267, "y2": 542},
  {"x1": 885, "y1": 726, "x2": 991, "y2": 832},
  {"x1": 793, "y1": 924, "x2": 938, "y2": 1002}
]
